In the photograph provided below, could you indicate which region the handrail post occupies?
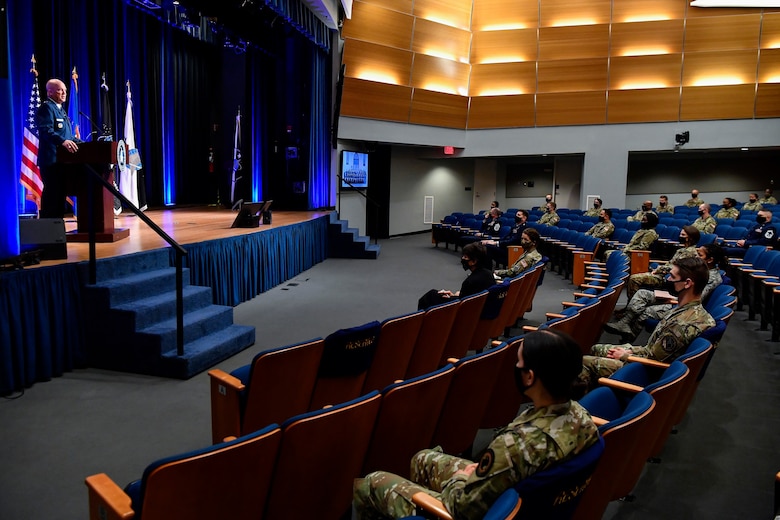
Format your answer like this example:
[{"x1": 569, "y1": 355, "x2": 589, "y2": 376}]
[
  {"x1": 176, "y1": 252, "x2": 184, "y2": 356},
  {"x1": 87, "y1": 172, "x2": 97, "y2": 284}
]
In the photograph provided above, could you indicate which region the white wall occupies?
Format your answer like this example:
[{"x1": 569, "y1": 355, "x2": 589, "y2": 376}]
[{"x1": 337, "y1": 117, "x2": 780, "y2": 234}]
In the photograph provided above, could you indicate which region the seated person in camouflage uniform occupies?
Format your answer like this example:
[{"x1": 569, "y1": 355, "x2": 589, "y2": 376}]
[
  {"x1": 538, "y1": 201, "x2": 560, "y2": 226},
  {"x1": 604, "y1": 244, "x2": 723, "y2": 344},
  {"x1": 714, "y1": 198, "x2": 740, "y2": 220},
  {"x1": 353, "y1": 329, "x2": 599, "y2": 520},
  {"x1": 583, "y1": 197, "x2": 603, "y2": 217},
  {"x1": 741, "y1": 193, "x2": 763, "y2": 212},
  {"x1": 418, "y1": 242, "x2": 495, "y2": 310},
  {"x1": 759, "y1": 188, "x2": 777, "y2": 205},
  {"x1": 604, "y1": 211, "x2": 659, "y2": 264},
  {"x1": 457, "y1": 208, "x2": 503, "y2": 250},
  {"x1": 656, "y1": 195, "x2": 674, "y2": 214},
  {"x1": 493, "y1": 228, "x2": 543, "y2": 280},
  {"x1": 625, "y1": 225, "x2": 700, "y2": 299},
  {"x1": 692, "y1": 204, "x2": 717, "y2": 234},
  {"x1": 686, "y1": 189, "x2": 704, "y2": 207},
  {"x1": 584, "y1": 208, "x2": 614, "y2": 239},
  {"x1": 627, "y1": 200, "x2": 653, "y2": 221},
  {"x1": 579, "y1": 256, "x2": 715, "y2": 391}
]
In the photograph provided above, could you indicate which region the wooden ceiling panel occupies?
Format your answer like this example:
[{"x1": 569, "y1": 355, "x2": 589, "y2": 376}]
[
  {"x1": 537, "y1": 58, "x2": 609, "y2": 93},
  {"x1": 539, "y1": 24, "x2": 610, "y2": 61},
  {"x1": 756, "y1": 83, "x2": 780, "y2": 118},
  {"x1": 761, "y1": 13, "x2": 780, "y2": 49},
  {"x1": 682, "y1": 50, "x2": 759, "y2": 86},
  {"x1": 470, "y1": 62, "x2": 537, "y2": 96},
  {"x1": 609, "y1": 54, "x2": 683, "y2": 90},
  {"x1": 412, "y1": 18, "x2": 472, "y2": 63},
  {"x1": 537, "y1": 91, "x2": 607, "y2": 126},
  {"x1": 413, "y1": 0, "x2": 472, "y2": 30},
  {"x1": 684, "y1": 15, "x2": 761, "y2": 53},
  {"x1": 686, "y1": 6, "x2": 763, "y2": 18},
  {"x1": 610, "y1": 20, "x2": 685, "y2": 57},
  {"x1": 471, "y1": 0, "x2": 539, "y2": 30},
  {"x1": 612, "y1": 0, "x2": 687, "y2": 23},
  {"x1": 471, "y1": 29, "x2": 538, "y2": 64},
  {"x1": 410, "y1": 54, "x2": 471, "y2": 96},
  {"x1": 468, "y1": 95, "x2": 536, "y2": 128},
  {"x1": 342, "y1": 39, "x2": 413, "y2": 86},
  {"x1": 340, "y1": 78, "x2": 412, "y2": 122},
  {"x1": 758, "y1": 48, "x2": 780, "y2": 83},
  {"x1": 352, "y1": 0, "x2": 413, "y2": 14},
  {"x1": 342, "y1": 2, "x2": 414, "y2": 49},
  {"x1": 680, "y1": 85, "x2": 756, "y2": 120},
  {"x1": 607, "y1": 88, "x2": 681, "y2": 123},
  {"x1": 539, "y1": 0, "x2": 611, "y2": 27},
  {"x1": 410, "y1": 89, "x2": 470, "y2": 128}
]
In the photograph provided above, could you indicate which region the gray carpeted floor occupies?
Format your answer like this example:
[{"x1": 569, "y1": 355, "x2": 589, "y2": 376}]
[{"x1": 0, "y1": 233, "x2": 778, "y2": 519}]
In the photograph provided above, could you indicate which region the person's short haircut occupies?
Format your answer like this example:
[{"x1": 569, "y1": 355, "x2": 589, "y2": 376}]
[
  {"x1": 594, "y1": 197, "x2": 602, "y2": 205},
  {"x1": 643, "y1": 211, "x2": 659, "y2": 228},
  {"x1": 672, "y1": 256, "x2": 709, "y2": 294},
  {"x1": 462, "y1": 242, "x2": 488, "y2": 265},
  {"x1": 763, "y1": 209, "x2": 773, "y2": 218},
  {"x1": 699, "y1": 243, "x2": 725, "y2": 269},
  {"x1": 660, "y1": 195, "x2": 668, "y2": 201},
  {"x1": 521, "y1": 330, "x2": 583, "y2": 400},
  {"x1": 682, "y1": 225, "x2": 700, "y2": 246},
  {"x1": 518, "y1": 209, "x2": 529, "y2": 219},
  {"x1": 766, "y1": 189, "x2": 773, "y2": 195},
  {"x1": 750, "y1": 193, "x2": 759, "y2": 199},
  {"x1": 549, "y1": 201, "x2": 557, "y2": 210},
  {"x1": 523, "y1": 227, "x2": 541, "y2": 245},
  {"x1": 491, "y1": 200, "x2": 500, "y2": 208},
  {"x1": 725, "y1": 197, "x2": 737, "y2": 207},
  {"x1": 701, "y1": 204, "x2": 711, "y2": 212},
  {"x1": 602, "y1": 208, "x2": 612, "y2": 219}
]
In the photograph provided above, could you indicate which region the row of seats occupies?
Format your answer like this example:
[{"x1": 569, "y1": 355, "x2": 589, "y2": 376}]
[{"x1": 726, "y1": 245, "x2": 780, "y2": 341}]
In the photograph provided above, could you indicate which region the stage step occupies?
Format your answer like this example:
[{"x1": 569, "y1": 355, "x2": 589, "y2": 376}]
[
  {"x1": 83, "y1": 249, "x2": 255, "y2": 379},
  {"x1": 327, "y1": 212, "x2": 380, "y2": 259}
]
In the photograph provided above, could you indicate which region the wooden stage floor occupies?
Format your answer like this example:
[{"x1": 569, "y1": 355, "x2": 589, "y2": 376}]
[{"x1": 34, "y1": 206, "x2": 332, "y2": 268}]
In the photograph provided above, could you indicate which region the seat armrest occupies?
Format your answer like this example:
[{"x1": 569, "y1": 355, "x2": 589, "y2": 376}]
[
  {"x1": 591, "y1": 415, "x2": 609, "y2": 427},
  {"x1": 572, "y1": 292, "x2": 592, "y2": 298},
  {"x1": 546, "y1": 312, "x2": 566, "y2": 319},
  {"x1": 626, "y1": 355, "x2": 670, "y2": 368},
  {"x1": 85, "y1": 473, "x2": 135, "y2": 520},
  {"x1": 562, "y1": 301, "x2": 585, "y2": 308},
  {"x1": 522, "y1": 325, "x2": 539, "y2": 332},
  {"x1": 598, "y1": 377, "x2": 643, "y2": 393},
  {"x1": 208, "y1": 369, "x2": 245, "y2": 444},
  {"x1": 412, "y1": 492, "x2": 453, "y2": 520}
]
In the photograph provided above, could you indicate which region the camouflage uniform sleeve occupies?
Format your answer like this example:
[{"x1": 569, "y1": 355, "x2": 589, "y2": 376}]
[
  {"x1": 636, "y1": 230, "x2": 658, "y2": 250},
  {"x1": 495, "y1": 254, "x2": 529, "y2": 278},
  {"x1": 628, "y1": 303, "x2": 714, "y2": 361}
]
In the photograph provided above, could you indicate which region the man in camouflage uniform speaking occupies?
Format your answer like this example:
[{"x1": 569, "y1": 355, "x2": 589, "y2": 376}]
[
  {"x1": 579, "y1": 256, "x2": 715, "y2": 391},
  {"x1": 353, "y1": 330, "x2": 599, "y2": 519}
]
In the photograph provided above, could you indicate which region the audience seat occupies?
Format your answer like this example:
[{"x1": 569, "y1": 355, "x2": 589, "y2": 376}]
[
  {"x1": 207, "y1": 337, "x2": 324, "y2": 443},
  {"x1": 362, "y1": 310, "x2": 425, "y2": 393},
  {"x1": 309, "y1": 320, "x2": 381, "y2": 409},
  {"x1": 265, "y1": 392, "x2": 383, "y2": 520},
  {"x1": 406, "y1": 299, "x2": 460, "y2": 378},
  {"x1": 439, "y1": 290, "x2": 489, "y2": 364},
  {"x1": 85, "y1": 423, "x2": 282, "y2": 520},
  {"x1": 362, "y1": 365, "x2": 456, "y2": 476}
]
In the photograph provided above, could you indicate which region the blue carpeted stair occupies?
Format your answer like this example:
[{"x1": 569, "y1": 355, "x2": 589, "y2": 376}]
[
  {"x1": 328, "y1": 212, "x2": 380, "y2": 259},
  {"x1": 81, "y1": 249, "x2": 255, "y2": 379}
]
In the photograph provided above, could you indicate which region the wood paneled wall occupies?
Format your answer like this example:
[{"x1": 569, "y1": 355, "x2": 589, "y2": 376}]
[{"x1": 340, "y1": 0, "x2": 780, "y2": 129}]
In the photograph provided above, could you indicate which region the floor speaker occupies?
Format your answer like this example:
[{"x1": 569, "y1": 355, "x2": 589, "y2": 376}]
[{"x1": 19, "y1": 218, "x2": 68, "y2": 260}]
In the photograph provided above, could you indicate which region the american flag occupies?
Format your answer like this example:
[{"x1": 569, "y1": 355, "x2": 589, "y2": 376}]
[{"x1": 19, "y1": 70, "x2": 43, "y2": 209}]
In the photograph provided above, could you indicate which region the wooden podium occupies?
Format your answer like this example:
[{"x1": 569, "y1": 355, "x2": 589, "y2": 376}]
[{"x1": 57, "y1": 141, "x2": 130, "y2": 243}]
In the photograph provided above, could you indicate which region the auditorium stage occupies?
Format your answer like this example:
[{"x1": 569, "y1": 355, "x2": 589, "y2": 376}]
[{"x1": 32, "y1": 206, "x2": 333, "y2": 267}]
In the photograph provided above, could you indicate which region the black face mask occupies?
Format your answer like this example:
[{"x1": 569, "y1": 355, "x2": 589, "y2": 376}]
[
  {"x1": 461, "y1": 259, "x2": 471, "y2": 270},
  {"x1": 749, "y1": 199, "x2": 757, "y2": 204},
  {"x1": 663, "y1": 278, "x2": 683, "y2": 297},
  {"x1": 757, "y1": 215, "x2": 767, "y2": 224},
  {"x1": 520, "y1": 240, "x2": 532, "y2": 250},
  {"x1": 594, "y1": 203, "x2": 600, "y2": 209},
  {"x1": 515, "y1": 216, "x2": 522, "y2": 224},
  {"x1": 514, "y1": 367, "x2": 532, "y2": 395},
  {"x1": 698, "y1": 210, "x2": 705, "y2": 216},
  {"x1": 679, "y1": 235, "x2": 687, "y2": 244},
  {"x1": 691, "y1": 193, "x2": 697, "y2": 198},
  {"x1": 642, "y1": 205, "x2": 650, "y2": 212},
  {"x1": 659, "y1": 201, "x2": 667, "y2": 207},
  {"x1": 598, "y1": 216, "x2": 605, "y2": 222}
]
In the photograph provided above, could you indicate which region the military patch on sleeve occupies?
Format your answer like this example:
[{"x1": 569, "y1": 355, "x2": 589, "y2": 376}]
[{"x1": 476, "y1": 449, "x2": 495, "y2": 477}]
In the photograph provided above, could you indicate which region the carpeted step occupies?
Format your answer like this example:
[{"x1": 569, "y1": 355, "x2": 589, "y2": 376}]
[
  {"x1": 88, "y1": 267, "x2": 191, "y2": 307},
  {"x1": 110, "y1": 285, "x2": 214, "y2": 331},
  {"x1": 79, "y1": 249, "x2": 171, "y2": 281},
  {"x1": 159, "y1": 325, "x2": 256, "y2": 379},
  {"x1": 136, "y1": 305, "x2": 237, "y2": 356}
]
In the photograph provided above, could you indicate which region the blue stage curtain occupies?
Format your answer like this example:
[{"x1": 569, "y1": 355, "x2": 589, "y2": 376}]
[
  {"x1": 175, "y1": 215, "x2": 329, "y2": 306},
  {"x1": 308, "y1": 49, "x2": 330, "y2": 210},
  {"x1": 0, "y1": 264, "x2": 86, "y2": 395}
]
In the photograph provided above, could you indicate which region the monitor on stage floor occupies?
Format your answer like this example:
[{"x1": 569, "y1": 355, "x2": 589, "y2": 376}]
[{"x1": 231, "y1": 201, "x2": 265, "y2": 228}]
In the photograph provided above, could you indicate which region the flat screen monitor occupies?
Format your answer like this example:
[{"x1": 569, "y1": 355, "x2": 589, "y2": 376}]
[
  {"x1": 341, "y1": 150, "x2": 368, "y2": 189},
  {"x1": 231, "y1": 201, "x2": 265, "y2": 228}
]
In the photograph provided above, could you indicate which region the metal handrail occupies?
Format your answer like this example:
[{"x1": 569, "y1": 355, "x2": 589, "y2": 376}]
[{"x1": 82, "y1": 165, "x2": 188, "y2": 356}]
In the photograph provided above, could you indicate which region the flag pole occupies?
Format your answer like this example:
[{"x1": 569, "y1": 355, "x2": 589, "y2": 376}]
[
  {"x1": 19, "y1": 54, "x2": 44, "y2": 215},
  {"x1": 230, "y1": 106, "x2": 242, "y2": 209}
]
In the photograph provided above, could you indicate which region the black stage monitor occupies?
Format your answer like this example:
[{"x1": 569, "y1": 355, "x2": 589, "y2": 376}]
[{"x1": 231, "y1": 202, "x2": 264, "y2": 228}]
